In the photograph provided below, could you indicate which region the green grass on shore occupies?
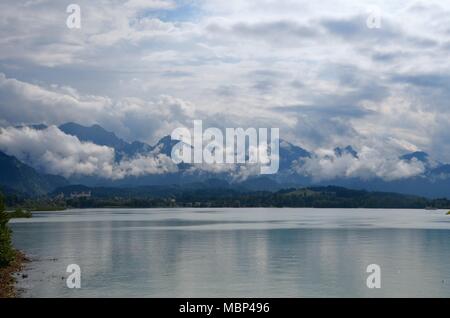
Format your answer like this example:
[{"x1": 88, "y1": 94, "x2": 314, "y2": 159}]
[{"x1": 7, "y1": 208, "x2": 32, "y2": 219}]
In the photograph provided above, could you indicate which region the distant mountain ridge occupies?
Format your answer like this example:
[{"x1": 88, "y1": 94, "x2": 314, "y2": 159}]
[
  {"x1": 3, "y1": 122, "x2": 450, "y2": 198},
  {"x1": 334, "y1": 146, "x2": 358, "y2": 158},
  {"x1": 400, "y1": 151, "x2": 429, "y2": 163},
  {"x1": 59, "y1": 122, "x2": 153, "y2": 161},
  {"x1": 0, "y1": 150, "x2": 68, "y2": 196}
]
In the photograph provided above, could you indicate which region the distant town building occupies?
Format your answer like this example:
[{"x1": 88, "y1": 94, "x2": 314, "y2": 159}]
[
  {"x1": 54, "y1": 193, "x2": 65, "y2": 200},
  {"x1": 70, "y1": 191, "x2": 92, "y2": 199}
]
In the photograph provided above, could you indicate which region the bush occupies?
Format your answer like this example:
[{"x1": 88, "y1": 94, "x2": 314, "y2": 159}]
[
  {"x1": 0, "y1": 193, "x2": 15, "y2": 268},
  {"x1": 9, "y1": 208, "x2": 32, "y2": 219}
]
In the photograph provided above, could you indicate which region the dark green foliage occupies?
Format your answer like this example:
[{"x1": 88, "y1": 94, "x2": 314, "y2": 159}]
[
  {"x1": 0, "y1": 193, "x2": 14, "y2": 267},
  {"x1": 9, "y1": 208, "x2": 32, "y2": 219},
  {"x1": 51, "y1": 185, "x2": 450, "y2": 209},
  {"x1": 0, "y1": 151, "x2": 68, "y2": 196}
]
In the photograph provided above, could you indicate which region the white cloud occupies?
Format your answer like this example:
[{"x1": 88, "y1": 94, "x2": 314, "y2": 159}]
[
  {"x1": 0, "y1": 126, "x2": 114, "y2": 177},
  {"x1": 0, "y1": 73, "x2": 197, "y2": 144},
  {"x1": 0, "y1": 72, "x2": 111, "y2": 125},
  {"x1": 1, "y1": 0, "x2": 450, "y2": 168},
  {"x1": 124, "y1": 0, "x2": 176, "y2": 10},
  {"x1": 295, "y1": 147, "x2": 425, "y2": 181},
  {"x1": 0, "y1": 126, "x2": 177, "y2": 179}
]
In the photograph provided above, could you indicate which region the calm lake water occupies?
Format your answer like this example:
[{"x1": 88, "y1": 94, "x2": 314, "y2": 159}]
[{"x1": 9, "y1": 208, "x2": 450, "y2": 298}]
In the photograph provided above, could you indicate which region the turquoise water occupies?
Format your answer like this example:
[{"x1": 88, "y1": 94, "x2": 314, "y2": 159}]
[{"x1": 10, "y1": 208, "x2": 450, "y2": 297}]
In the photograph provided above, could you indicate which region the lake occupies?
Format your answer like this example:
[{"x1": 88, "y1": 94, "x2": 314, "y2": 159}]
[{"x1": 9, "y1": 208, "x2": 450, "y2": 297}]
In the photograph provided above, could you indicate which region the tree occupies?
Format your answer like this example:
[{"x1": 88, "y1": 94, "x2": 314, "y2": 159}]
[{"x1": 0, "y1": 193, "x2": 14, "y2": 267}]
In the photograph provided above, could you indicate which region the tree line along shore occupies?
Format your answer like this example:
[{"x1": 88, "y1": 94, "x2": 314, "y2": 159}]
[{"x1": 6, "y1": 185, "x2": 450, "y2": 210}]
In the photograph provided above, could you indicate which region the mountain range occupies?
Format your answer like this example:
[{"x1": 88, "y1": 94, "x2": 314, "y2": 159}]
[
  {"x1": 0, "y1": 150, "x2": 67, "y2": 196},
  {"x1": 1, "y1": 122, "x2": 450, "y2": 198}
]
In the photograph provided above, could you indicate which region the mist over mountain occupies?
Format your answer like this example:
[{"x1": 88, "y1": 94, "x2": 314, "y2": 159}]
[
  {"x1": 334, "y1": 146, "x2": 358, "y2": 159},
  {"x1": 0, "y1": 150, "x2": 68, "y2": 196},
  {"x1": 59, "y1": 122, "x2": 153, "y2": 161},
  {"x1": 1, "y1": 122, "x2": 450, "y2": 198}
]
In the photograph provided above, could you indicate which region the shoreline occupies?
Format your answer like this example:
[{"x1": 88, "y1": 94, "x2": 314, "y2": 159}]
[
  {"x1": 25, "y1": 206, "x2": 450, "y2": 212},
  {"x1": 0, "y1": 250, "x2": 28, "y2": 298}
]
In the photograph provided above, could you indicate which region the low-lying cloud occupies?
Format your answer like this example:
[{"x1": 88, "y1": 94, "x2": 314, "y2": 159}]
[
  {"x1": 295, "y1": 147, "x2": 425, "y2": 181},
  {"x1": 0, "y1": 125, "x2": 427, "y2": 182},
  {"x1": 0, "y1": 126, "x2": 177, "y2": 179}
]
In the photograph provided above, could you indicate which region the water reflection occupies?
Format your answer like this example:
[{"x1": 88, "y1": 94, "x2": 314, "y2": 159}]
[{"x1": 10, "y1": 208, "x2": 450, "y2": 297}]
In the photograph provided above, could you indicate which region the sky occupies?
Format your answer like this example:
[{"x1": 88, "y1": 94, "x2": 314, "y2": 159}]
[{"x1": 0, "y1": 0, "x2": 450, "y2": 180}]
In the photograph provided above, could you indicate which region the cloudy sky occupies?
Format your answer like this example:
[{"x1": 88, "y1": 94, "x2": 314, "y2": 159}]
[{"x1": 1, "y1": 0, "x2": 450, "y2": 179}]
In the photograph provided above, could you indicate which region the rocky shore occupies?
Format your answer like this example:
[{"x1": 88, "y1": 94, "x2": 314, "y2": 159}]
[{"x1": 0, "y1": 250, "x2": 28, "y2": 298}]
